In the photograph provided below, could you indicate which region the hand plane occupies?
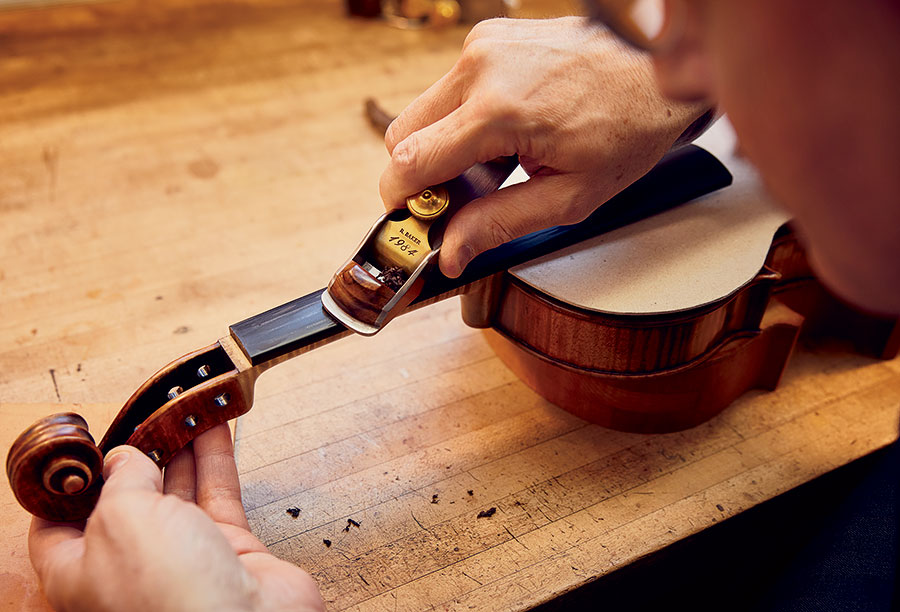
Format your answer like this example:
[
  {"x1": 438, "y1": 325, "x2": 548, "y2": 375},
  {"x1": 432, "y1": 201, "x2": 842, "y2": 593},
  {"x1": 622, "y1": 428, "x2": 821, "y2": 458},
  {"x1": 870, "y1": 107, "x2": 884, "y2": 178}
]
[{"x1": 322, "y1": 156, "x2": 520, "y2": 334}]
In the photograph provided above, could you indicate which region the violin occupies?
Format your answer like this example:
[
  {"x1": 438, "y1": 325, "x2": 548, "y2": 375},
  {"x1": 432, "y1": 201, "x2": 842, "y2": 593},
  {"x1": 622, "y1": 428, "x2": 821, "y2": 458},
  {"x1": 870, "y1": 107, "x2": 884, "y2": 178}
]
[
  {"x1": 6, "y1": 141, "x2": 730, "y2": 522},
  {"x1": 8, "y1": 120, "x2": 897, "y2": 524},
  {"x1": 465, "y1": 139, "x2": 900, "y2": 433}
]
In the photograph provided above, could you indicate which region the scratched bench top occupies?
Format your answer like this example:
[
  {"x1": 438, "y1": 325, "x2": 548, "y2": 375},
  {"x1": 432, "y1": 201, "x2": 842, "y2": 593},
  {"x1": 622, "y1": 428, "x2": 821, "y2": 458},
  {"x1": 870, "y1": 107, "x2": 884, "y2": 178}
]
[{"x1": 0, "y1": 1, "x2": 898, "y2": 610}]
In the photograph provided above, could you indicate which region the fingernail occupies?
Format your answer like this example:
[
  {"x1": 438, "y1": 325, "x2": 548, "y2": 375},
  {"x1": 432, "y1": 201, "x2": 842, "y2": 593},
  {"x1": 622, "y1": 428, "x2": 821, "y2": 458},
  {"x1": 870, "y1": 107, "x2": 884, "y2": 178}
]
[
  {"x1": 454, "y1": 245, "x2": 475, "y2": 277},
  {"x1": 104, "y1": 449, "x2": 130, "y2": 473}
]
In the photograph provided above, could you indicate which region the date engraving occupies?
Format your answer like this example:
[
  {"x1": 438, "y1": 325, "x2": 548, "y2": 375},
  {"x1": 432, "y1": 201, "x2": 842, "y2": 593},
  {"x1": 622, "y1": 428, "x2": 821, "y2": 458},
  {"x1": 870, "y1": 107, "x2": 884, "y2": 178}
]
[
  {"x1": 387, "y1": 235, "x2": 419, "y2": 257},
  {"x1": 372, "y1": 218, "x2": 432, "y2": 274}
]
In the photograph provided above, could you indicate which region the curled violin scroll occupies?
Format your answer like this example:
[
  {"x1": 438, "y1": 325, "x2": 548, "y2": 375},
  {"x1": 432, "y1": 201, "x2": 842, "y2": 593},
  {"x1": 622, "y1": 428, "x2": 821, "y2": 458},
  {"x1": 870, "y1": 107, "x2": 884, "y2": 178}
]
[{"x1": 7, "y1": 413, "x2": 103, "y2": 522}]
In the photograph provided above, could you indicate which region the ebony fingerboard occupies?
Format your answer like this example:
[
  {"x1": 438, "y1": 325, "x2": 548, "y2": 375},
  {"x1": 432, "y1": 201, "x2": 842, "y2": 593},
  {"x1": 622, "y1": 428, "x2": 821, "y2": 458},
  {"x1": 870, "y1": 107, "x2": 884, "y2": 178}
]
[
  {"x1": 229, "y1": 289, "x2": 343, "y2": 366},
  {"x1": 230, "y1": 145, "x2": 733, "y2": 366}
]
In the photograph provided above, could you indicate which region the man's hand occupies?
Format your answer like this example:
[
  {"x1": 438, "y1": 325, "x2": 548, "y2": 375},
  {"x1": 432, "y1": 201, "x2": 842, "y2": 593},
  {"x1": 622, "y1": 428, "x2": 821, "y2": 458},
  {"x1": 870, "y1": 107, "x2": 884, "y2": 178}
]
[
  {"x1": 29, "y1": 424, "x2": 324, "y2": 612},
  {"x1": 380, "y1": 16, "x2": 706, "y2": 277}
]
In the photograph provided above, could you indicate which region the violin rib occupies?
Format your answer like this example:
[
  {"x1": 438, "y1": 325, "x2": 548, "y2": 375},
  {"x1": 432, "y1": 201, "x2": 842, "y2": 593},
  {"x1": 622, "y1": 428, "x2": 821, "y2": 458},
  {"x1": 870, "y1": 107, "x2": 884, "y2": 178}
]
[{"x1": 471, "y1": 225, "x2": 900, "y2": 434}]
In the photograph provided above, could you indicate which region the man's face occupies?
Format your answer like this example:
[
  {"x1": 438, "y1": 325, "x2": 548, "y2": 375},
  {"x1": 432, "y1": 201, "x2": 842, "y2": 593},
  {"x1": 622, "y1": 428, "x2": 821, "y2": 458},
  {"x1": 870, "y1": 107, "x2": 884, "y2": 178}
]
[{"x1": 651, "y1": 0, "x2": 900, "y2": 312}]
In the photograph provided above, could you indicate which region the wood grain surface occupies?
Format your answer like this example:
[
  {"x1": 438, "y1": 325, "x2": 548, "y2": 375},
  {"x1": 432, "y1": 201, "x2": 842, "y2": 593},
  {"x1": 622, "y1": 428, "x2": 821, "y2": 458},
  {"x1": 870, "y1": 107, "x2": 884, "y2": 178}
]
[{"x1": 0, "y1": 1, "x2": 897, "y2": 611}]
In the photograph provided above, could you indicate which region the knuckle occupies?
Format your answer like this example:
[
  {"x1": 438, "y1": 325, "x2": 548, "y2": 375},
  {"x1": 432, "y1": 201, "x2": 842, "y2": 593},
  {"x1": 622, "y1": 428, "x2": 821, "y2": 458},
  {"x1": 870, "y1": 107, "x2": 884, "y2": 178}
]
[
  {"x1": 381, "y1": 133, "x2": 422, "y2": 206},
  {"x1": 462, "y1": 20, "x2": 489, "y2": 48},
  {"x1": 390, "y1": 134, "x2": 420, "y2": 181},
  {"x1": 458, "y1": 38, "x2": 491, "y2": 70},
  {"x1": 464, "y1": 17, "x2": 505, "y2": 44}
]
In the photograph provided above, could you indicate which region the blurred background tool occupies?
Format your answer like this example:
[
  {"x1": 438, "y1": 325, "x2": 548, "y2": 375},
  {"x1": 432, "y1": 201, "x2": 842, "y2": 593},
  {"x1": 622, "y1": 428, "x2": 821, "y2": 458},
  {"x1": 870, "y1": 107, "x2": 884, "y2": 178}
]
[{"x1": 349, "y1": 0, "x2": 514, "y2": 28}]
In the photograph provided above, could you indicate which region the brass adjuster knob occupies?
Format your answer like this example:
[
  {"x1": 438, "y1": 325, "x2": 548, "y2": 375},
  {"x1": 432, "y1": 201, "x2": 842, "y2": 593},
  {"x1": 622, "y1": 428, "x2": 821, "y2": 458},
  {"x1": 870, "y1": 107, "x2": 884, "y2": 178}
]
[{"x1": 406, "y1": 186, "x2": 449, "y2": 220}]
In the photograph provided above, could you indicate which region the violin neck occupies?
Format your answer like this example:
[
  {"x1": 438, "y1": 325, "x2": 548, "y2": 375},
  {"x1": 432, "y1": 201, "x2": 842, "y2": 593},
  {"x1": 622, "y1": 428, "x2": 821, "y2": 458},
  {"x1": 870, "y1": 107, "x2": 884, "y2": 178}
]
[{"x1": 229, "y1": 144, "x2": 732, "y2": 370}]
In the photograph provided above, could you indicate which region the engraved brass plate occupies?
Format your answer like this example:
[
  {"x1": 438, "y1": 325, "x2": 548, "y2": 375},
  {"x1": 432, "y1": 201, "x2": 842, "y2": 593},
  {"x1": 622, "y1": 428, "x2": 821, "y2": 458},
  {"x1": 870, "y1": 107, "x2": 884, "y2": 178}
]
[{"x1": 371, "y1": 216, "x2": 432, "y2": 273}]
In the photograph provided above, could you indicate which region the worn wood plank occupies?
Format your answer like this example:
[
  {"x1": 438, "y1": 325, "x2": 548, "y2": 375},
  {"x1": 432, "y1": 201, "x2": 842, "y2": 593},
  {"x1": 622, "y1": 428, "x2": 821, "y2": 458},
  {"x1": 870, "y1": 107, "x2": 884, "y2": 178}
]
[{"x1": 240, "y1": 310, "x2": 899, "y2": 610}]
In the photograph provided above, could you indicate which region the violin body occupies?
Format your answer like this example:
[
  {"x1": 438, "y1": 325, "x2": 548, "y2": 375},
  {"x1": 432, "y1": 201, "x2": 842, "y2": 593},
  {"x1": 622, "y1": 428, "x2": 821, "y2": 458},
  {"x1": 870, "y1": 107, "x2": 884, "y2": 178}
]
[
  {"x1": 457, "y1": 123, "x2": 899, "y2": 432},
  {"x1": 463, "y1": 226, "x2": 898, "y2": 433}
]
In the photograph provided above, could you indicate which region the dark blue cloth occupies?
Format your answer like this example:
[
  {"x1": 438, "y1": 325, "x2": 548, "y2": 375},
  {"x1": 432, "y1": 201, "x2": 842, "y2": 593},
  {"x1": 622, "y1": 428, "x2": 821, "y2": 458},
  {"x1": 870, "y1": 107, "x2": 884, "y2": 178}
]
[{"x1": 536, "y1": 439, "x2": 899, "y2": 611}]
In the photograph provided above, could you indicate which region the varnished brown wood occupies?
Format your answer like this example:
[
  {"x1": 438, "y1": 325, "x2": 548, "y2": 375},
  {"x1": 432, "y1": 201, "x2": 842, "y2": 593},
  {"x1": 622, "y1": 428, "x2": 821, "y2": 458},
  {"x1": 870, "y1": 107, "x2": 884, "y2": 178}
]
[
  {"x1": 97, "y1": 341, "x2": 242, "y2": 451},
  {"x1": 484, "y1": 300, "x2": 804, "y2": 433},
  {"x1": 5, "y1": 338, "x2": 259, "y2": 520},
  {"x1": 123, "y1": 367, "x2": 256, "y2": 465},
  {"x1": 328, "y1": 262, "x2": 397, "y2": 326},
  {"x1": 488, "y1": 270, "x2": 778, "y2": 374},
  {"x1": 469, "y1": 225, "x2": 899, "y2": 433},
  {"x1": 6, "y1": 413, "x2": 103, "y2": 522}
]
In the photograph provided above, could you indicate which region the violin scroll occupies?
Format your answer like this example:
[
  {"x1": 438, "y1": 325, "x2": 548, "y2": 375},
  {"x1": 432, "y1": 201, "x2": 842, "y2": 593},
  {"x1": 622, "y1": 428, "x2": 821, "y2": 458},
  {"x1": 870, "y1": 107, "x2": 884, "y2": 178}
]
[{"x1": 6, "y1": 413, "x2": 103, "y2": 522}]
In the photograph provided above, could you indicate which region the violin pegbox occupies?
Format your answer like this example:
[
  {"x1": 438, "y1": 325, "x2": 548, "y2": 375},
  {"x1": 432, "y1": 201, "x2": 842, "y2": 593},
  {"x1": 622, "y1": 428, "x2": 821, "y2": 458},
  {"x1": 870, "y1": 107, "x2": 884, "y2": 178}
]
[{"x1": 98, "y1": 341, "x2": 256, "y2": 460}]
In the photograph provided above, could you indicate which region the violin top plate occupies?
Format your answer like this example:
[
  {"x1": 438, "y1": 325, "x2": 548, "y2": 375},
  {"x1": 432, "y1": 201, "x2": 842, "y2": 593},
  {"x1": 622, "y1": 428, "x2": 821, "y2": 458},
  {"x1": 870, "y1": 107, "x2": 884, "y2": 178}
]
[{"x1": 508, "y1": 119, "x2": 790, "y2": 315}]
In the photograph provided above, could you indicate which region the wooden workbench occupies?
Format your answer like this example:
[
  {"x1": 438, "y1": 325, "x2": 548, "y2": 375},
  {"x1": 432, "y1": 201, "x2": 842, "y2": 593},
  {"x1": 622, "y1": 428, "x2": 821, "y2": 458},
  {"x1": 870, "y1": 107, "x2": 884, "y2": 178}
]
[{"x1": 1, "y1": 1, "x2": 898, "y2": 610}]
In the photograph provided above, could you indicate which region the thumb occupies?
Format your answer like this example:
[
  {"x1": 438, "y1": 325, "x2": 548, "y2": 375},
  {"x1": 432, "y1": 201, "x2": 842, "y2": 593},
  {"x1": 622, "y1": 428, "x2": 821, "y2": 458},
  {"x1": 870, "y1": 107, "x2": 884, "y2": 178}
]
[
  {"x1": 439, "y1": 173, "x2": 595, "y2": 278},
  {"x1": 100, "y1": 446, "x2": 164, "y2": 498}
]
